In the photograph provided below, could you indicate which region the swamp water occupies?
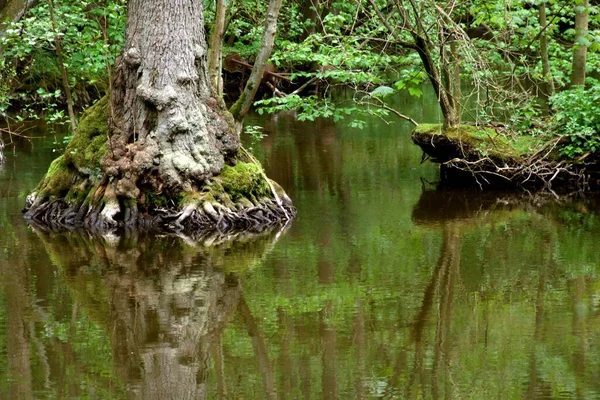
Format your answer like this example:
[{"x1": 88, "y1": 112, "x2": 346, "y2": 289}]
[{"x1": 1, "y1": 93, "x2": 600, "y2": 399}]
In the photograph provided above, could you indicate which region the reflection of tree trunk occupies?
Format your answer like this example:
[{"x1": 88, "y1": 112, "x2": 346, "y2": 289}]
[
  {"x1": 211, "y1": 336, "x2": 228, "y2": 400},
  {"x1": 354, "y1": 300, "x2": 366, "y2": 399},
  {"x1": 58, "y1": 301, "x2": 80, "y2": 398},
  {"x1": 526, "y1": 234, "x2": 551, "y2": 399},
  {"x1": 570, "y1": 276, "x2": 587, "y2": 400},
  {"x1": 300, "y1": 355, "x2": 311, "y2": 400},
  {"x1": 238, "y1": 297, "x2": 278, "y2": 400},
  {"x1": 5, "y1": 258, "x2": 33, "y2": 400},
  {"x1": 388, "y1": 223, "x2": 464, "y2": 398},
  {"x1": 34, "y1": 227, "x2": 284, "y2": 399},
  {"x1": 391, "y1": 234, "x2": 446, "y2": 392},
  {"x1": 105, "y1": 267, "x2": 242, "y2": 400},
  {"x1": 316, "y1": 217, "x2": 337, "y2": 399},
  {"x1": 277, "y1": 307, "x2": 297, "y2": 396},
  {"x1": 526, "y1": 269, "x2": 546, "y2": 398},
  {"x1": 320, "y1": 300, "x2": 337, "y2": 400},
  {"x1": 432, "y1": 225, "x2": 460, "y2": 400}
]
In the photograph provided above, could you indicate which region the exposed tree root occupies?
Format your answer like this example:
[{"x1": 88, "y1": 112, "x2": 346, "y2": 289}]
[
  {"x1": 24, "y1": 176, "x2": 295, "y2": 234},
  {"x1": 439, "y1": 155, "x2": 593, "y2": 191}
]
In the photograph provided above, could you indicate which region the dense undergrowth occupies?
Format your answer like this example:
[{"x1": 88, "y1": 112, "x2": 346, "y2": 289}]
[{"x1": 2, "y1": 0, "x2": 600, "y2": 163}]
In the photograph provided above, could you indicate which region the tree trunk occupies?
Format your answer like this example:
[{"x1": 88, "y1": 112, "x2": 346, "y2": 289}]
[
  {"x1": 47, "y1": 0, "x2": 77, "y2": 133},
  {"x1": 230, "y1": 0, "x2": 282, "y2": 122},
  {"x1": 571, "y1": 0, "x2": 589, "y2": 86},
  {"x1": 0, "y1": 0, "x2": 35, "y2": 36},
  {"x1": 539, "y1": 2, "x2": 555, "y2": 96},
  {"x1": 300, "y1": 0, "x2": 319, "y2": 40},
  {"x1": 366, "y1": 0, "x2": 459, "y2": 130},
  {"x1": 413, "y1": 35, "x2": 459, "y2": 130},
  {"x1": 24, "y1": 0, "x2": 295, "y2": 233},
  {"x1": 208, "y1": 0, "x2": 227, "y2": 97}
]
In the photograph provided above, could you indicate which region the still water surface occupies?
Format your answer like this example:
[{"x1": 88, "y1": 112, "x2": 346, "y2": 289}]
[{"x1": 1, "y1": 94, "x2": 600, "y2": 399}]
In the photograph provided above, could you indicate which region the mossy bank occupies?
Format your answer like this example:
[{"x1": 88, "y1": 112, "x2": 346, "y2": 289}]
[{"x1": 412, "y1": 124, "x2": 598, "y2": 190}]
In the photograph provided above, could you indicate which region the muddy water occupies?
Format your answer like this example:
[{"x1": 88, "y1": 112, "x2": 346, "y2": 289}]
[{"x1": 1, "y1": 93, "x2": 600, "y2": 399}]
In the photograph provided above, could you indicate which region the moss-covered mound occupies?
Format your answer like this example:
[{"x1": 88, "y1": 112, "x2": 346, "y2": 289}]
[
  {"x1": 412, "y1": 124, "x2": 550, "y2": 163},
  {"x1": 64, "y1": 95, "x2": 109, "y2": 174},
  {"x1": 411, "y1": 124, "x2": 592, "y2": 189}
]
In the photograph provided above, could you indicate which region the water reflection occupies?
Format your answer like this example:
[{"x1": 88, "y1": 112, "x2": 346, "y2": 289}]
[
  {"x1": 1, "y1": 226, "x2": 285, "y2": 399},
  {"x1": 4, "y1": 92, "x2": 600, "y2": 399},
  {"x1": 405, "y1": 188, "x2": 600, "y2": 399}
]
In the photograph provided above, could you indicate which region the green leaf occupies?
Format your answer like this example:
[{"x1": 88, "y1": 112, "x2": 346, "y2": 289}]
[
  {"x1": 576, "y1": 36, "x2": 593, "y2": 47},
  {"x1": 370, "y1": 86, "x2": 394, "y2": 98},
  {"x1": 408, "y1": 87, "x2": 423, "y2": 97}
]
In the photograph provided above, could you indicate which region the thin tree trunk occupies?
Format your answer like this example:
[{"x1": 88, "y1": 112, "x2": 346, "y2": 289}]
[
  {"x1": 47, "y1": 0, "x2": 77, "y2": 132},
  {"x1": 208, "y1": 0, "x2": 227, "y2": 97},
  {"x1": 571, "y1": 0, "x2": 589, "y2": 86},
  {"x1": 300, "y1": 0, "x2": 319, "y2": 40},
  {"x1": 230, "y1": 0, "x2": 282, "y2": 122},
  {"x1": 413, "y1": 35, "x2": 459, "y2": 129},
  {"x1": 367, "y1": 0, "x2": 459, "y2": 129},
  {"x1": 450, "y1": 40, "x2": 461, "y2": 125},
  {"x1": 539, "y1": 2, "x2": 555, "y2": 95}
]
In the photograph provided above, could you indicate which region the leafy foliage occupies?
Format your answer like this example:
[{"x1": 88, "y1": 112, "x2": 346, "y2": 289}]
[
  {"x1": 550, "y1": 80, "x2": 600, "y2": 158},
  {"x1": 0, "y1": 0, "x2": 126, "y2": 124}
]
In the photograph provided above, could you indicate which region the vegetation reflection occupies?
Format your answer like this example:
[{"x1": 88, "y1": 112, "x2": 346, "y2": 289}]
[{"x1": 0, "y1": 220, "x2": 287, "y2": 399}]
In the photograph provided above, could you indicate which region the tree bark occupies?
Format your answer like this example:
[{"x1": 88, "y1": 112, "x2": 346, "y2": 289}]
[
  {"x1": 0, "y1": 0, "x2": 35, "y2": 36},
  {"x1": 539, "y1": 2, "x2": 555, "y2": 96},
  {"x1": 109, "y1": 0, "x2": 235, "y2": 189},
  {"x1": 24, "y1": 0, "x2": 295, "y2": 233},
  {"x1": 300, "y1": 0, "x2": 319, "y2": 40},
  {"x1": 208, "y1": 0, "x2": 228, "y2": 97},
  {"x1": 571, "y1": 0, "x2": 589, "y2": 86},
  {"x1": 230, "y1": 0, "x2": 282, "y2": 122}
]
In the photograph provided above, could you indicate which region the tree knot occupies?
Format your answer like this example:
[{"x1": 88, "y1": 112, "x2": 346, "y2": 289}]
[{"x1": 124, "y1": 47, "x2": 142, "y2": 67}]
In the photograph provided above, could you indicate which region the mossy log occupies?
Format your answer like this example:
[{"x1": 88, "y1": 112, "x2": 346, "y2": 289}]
[
  {"x1": 23, "y1": 97, "x2": 295, "y2": 233},
  {"x1": 412, "y1": 123, "x2": 595, "y2": 189}
]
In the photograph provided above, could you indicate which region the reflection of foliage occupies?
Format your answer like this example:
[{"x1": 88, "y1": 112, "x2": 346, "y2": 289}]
[{"x1": 214, "y1": 189, "x2": 600, "y2": 398}]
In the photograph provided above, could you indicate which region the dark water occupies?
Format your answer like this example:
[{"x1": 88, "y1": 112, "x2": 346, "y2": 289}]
[{"x1": 1, "y1": 93, "x2": 600, "y2": 399}]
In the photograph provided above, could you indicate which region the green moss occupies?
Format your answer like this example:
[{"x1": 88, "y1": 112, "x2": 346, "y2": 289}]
[
  {"x1": 414, "y1": 123, "x2": 549, "y2": 162},
  {"x1": 219, "y1": 162, "x2": 270, "y2": 200},
  {"x1": 64, "y1": 186, "x2": 88, "y2": 205},
  {"x1": 178, "y1": 191, "x2": 203, "y2": 206},
  {"x1": 64, "y1": 96, "x2": 109, "y2": 171},
  {"x1": 39, "y1": 155, "x2": 76, "y2": 197}
]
